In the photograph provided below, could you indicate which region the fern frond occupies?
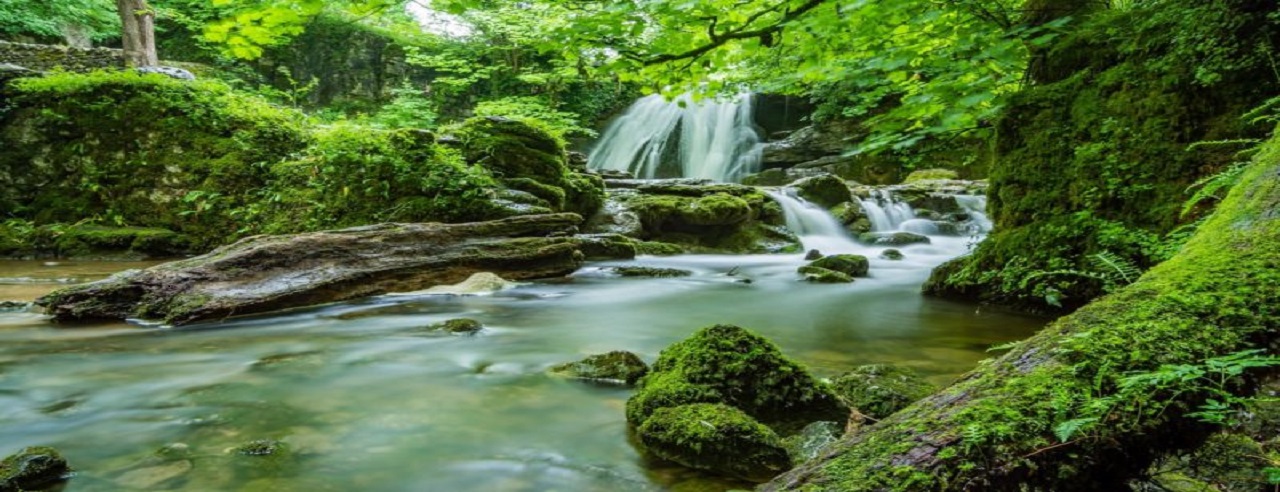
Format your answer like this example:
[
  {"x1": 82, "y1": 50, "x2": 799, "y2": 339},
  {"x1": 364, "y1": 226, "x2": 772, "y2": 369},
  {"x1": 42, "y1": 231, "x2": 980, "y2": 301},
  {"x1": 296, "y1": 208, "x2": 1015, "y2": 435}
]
[
  {"x1": 1090, "y1": 251, "x2": 1142, "y2": 286},
  {"x1": 1182, "y1": 162, "x2": 1248, "y2": 217}
]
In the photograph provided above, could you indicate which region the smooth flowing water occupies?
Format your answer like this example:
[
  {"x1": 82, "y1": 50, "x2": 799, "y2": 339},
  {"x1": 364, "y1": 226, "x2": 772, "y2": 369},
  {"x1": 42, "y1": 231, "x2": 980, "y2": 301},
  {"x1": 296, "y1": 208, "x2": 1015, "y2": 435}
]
[
  {"x1": 587, "y1": 93, "x2": 763, "y2": 182},
  {"x1": 0, "y1": 198, "x2": 1046, "y2": 491}
]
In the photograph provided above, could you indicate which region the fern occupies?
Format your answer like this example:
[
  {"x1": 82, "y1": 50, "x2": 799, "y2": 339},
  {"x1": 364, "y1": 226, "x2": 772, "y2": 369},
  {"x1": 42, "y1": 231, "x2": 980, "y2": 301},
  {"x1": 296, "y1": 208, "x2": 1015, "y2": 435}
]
[
  {"x1": 1181, "y1": 162, "x2": 1248, "y2": 217},
  {"x1": 1089, "y1": 251, "x2": 1142, "y2": 285},
  {"x1": 1053, "y1": 417, "x2": 1098, "y2": 442}
]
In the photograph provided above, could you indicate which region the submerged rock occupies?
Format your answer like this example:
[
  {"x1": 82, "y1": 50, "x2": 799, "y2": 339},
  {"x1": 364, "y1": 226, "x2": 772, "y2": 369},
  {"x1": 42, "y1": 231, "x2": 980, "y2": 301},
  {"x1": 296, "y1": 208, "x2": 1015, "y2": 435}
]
[
  {"x1": 627, "y1": 324, "x2": 847, "y2": 434},
  {"x1": 797, "y1": 266, "x2": 854, "y2": 284},
  {"x1": 0, "y1": 446, "x2": 71, "y2": 492},
  {"x1": 607, "y1": 266, "x2": 693, "y2": 278},
  {"x1": 783, "y1": 421, "x2": 843, "y2": 463},
  {"x1": 233, "y1": 440, "x2": 287, "y2": 457},
  {"x1": 858, "y1": 231, "x2": 931, "y2": 246},
  {"x1": 418, "y1": 272, "x2": 519, "y2": 295},
  {"x1": 430, "y1": 318, "x2": 483, "y2": 335},
  {"x1": 637, "y1": 403, "x2": 792, "y2": 482},
  {"x1": 831, "y1": 364, "x2": 935, "y2": 419},
  {"x1": 880, "y1": 249, "x2": 905, "y2": 261},
  {"x1": 37, "y1": 214, "x2": 585, "y2": 325},
  {"x1": 549, "y1": 351, "x2": 649, "y2": 385}
]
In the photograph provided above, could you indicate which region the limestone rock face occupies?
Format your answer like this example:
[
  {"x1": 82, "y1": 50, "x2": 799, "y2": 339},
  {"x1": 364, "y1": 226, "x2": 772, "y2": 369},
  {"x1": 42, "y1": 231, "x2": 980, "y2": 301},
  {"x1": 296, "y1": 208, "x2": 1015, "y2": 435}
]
[{"x1": 37, "y1": 214, "x2": 587, "y2": 325}]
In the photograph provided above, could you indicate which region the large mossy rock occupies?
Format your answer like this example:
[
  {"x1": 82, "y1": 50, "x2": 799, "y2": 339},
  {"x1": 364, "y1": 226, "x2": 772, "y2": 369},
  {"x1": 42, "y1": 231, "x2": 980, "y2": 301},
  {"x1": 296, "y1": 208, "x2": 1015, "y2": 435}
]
[
  {"x1": 831, "y1": 365, "x2": 935, "y2": 419},
  {"x1": 37, "y1": 214, "x2": 587, "y2": 325},
  {"x1": 923, "y1": 2, "x2": 1280, "y2": 312},
  {"x1": 589, "y1": 181, "x2": 798, "y2": 254},
  {"x1": 637, "y1": 403, "x2": 793, "y2": 482},
  {"x1": 791, "y1": 174, "x2": 853, "y2": 209},
  {"x1": 452, "y1": 116, "x2": 605, "y2": 218},
  {"x1": 1, "y1": 446, "x2": 70, "y2": 492},
  {"x1": 626, "y1": 324, "x2": 847, "y2": 434},
  {"x1": 807, "y1": 254, "x2": 869, "y2": 278}
]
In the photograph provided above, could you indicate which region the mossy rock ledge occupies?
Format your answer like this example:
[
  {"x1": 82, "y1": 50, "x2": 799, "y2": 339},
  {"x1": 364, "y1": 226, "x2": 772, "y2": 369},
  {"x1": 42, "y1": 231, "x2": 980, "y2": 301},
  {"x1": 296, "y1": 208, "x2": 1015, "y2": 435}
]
[
  {"x1": 584, "y1": 180, "x2": 799, "y2": 254},
  {"x1": 36, "y1": 214, "x2": 587, "y2": 325},
  {"x1": 831, "y1": 364, "x2": 936, "y2": 420},
  {"x1": 627, "y1": 324, "x2": 847, "y2": 481}
]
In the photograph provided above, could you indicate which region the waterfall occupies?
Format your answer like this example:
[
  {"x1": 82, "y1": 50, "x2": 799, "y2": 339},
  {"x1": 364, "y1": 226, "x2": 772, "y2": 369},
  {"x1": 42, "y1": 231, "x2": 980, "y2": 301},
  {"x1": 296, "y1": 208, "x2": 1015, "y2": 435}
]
[
  {"x1": 954, "y1": 195, "x2": 993, "y2": 234},
  {"x1": 764, "y1": 190, "x2": 858, "y2": 253},
  {"x1": 858, "y1": 190, "x2": 917, "y2": 232},
  {"x1": 587, "y1": 93, "x2": 763, "y2": 182}
]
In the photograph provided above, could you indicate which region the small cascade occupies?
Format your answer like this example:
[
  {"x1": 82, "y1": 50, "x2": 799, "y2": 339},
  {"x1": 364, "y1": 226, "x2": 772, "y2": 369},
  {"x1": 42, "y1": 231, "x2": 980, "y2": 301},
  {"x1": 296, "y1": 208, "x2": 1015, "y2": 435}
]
[
  {"x1": 858, "y1": 190, "x2": 917, "y2": 232},
  {"x1": 765, "y1": 190, "x2": 859, "y2": 253},
  {"x1": 955, "y1": 195, "x2": 993, "y2": 234},
  {"x1": 587, "y1": 93, "x2": 763, "y2": 182}
]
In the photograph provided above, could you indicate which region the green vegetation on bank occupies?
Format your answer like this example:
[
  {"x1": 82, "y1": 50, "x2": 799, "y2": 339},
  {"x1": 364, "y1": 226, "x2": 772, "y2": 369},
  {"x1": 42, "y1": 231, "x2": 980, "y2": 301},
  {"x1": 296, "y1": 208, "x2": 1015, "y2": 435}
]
[{"x1": 0, "y1": 70, "x2": 602, "y2": 257}]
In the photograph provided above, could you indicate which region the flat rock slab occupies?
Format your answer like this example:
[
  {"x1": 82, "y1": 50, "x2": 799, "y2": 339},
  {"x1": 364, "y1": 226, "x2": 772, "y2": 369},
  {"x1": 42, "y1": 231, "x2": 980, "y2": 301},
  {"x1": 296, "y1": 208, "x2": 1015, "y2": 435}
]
[{"x1": 37, "y1": 214, "x2": 585, "y2": 325}]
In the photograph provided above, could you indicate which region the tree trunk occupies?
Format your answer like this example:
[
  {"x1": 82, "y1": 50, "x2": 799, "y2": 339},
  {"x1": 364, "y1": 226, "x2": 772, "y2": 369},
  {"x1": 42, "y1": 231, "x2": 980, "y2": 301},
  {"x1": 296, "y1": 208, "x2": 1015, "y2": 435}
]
[
  {"x1": 116, "y1": 0, "x2": 157, "y2": 67},
  {"x1": 763, "y1": 135, "x2": 1280, "y2": 490}
]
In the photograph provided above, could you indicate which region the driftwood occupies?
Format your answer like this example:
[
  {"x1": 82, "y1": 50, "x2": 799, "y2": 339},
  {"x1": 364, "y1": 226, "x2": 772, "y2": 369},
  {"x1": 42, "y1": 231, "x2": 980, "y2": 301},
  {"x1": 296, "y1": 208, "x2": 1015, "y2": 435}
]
[
  {"x1": 762, "y1": 147, "x2": 1280, "y2": 489},
  {"x1": 37, "y1": 214, "x2": 587, "y2": 325}
]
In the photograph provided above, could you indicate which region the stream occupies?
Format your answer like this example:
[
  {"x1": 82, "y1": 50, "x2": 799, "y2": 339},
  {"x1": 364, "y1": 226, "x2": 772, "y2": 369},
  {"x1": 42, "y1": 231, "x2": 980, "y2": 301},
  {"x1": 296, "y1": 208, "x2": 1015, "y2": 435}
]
[{"x1": 0, "y1": 198, "x2": 1048, "y2": 491}]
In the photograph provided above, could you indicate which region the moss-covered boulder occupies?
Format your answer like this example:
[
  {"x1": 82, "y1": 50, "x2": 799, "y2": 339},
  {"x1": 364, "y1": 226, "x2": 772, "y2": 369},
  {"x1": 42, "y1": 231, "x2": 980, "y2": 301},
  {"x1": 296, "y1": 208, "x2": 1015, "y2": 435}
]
[
  {"x1": 832, "y1": 201, "x2": 873, "y2": 235},
  {"x1": 452, "y1": 116, "x2": 604, "y2": 218},
  {"x1": 831, "y1": 365, "x2": 935, "y2": 419},
  {"x1": 1, "y1": 446, "x2": 70, "y2": 492},
  {"x1": 807, "y1": 254, "x2": 869, "y2": 277},
  {"x1": 626, "y1": 324, "x2": 847, "y2": 434},
  {"x1": 637, "y1": 403, "x2": 792, "y2": 482},
  {"x1": 880, "y1": 249, "x2": 905, "y2": 261},
  {"x1": 792, "y1": 174, "x2": 853, "y2": 209},
  {"x1": 549, "y1": 351, "x2": 649, "y2": 386},
  {"x1": 903, "y1": 168, "x2": 960, "y2": 183},
  {"x1": 601, "y1": 185, "x2": 799, "y2": 254}
]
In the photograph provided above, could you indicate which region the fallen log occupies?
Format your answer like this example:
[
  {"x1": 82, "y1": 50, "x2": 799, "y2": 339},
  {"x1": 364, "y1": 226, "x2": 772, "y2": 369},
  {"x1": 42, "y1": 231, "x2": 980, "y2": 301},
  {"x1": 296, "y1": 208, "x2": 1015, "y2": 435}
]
[
  {"x1": 763, "y1": 141, "x2": 1280, "y2": 489},
  {"x1": 37, "y1": 213, "x2": 587, "y2": 325}
]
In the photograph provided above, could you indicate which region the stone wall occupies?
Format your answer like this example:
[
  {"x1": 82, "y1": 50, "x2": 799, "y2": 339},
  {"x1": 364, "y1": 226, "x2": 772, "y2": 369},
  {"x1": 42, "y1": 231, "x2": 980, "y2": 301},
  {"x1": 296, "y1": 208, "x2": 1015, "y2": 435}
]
[{"x1": 0, "y1": 41, "x2": 125, "y2": 72}]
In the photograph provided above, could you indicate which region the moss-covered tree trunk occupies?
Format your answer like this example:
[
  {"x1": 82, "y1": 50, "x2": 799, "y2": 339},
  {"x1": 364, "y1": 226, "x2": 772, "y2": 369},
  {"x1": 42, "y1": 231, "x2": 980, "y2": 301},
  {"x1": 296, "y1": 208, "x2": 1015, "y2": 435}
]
[
  {"x1": 763, "y1": 136, "x2": 1280, "y2": 490},
  {"x1": 116, "y1": 0, "x2": 157, "y2": 67}
]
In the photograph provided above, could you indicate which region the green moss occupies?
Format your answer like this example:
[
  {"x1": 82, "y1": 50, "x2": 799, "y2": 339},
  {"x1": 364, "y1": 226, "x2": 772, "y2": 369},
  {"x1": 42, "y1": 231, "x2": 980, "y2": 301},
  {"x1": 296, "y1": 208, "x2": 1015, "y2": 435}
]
[
  {"x1": 0, "y1": 446, "x2": 70, "y2": 492},
  {"x1": 768, "y1": 129, "x2": 1280, "y2": 490},
  {"x1": 831, "y1": 365, "x2": 936, "y2": 419},
  {"x1": 610, "y1": 266, "x2": 693, "y2": 278},
  {"x1": 635, "y1": 241, "x2": 685, "y2": 256},
  {"x1": 637, "y1": 403, "x2": 792, "y2": 482},
  {"x1": 807, "y1": 254, "x2": 870, "y2": 277},
  {"x1": 902, "y1": 168, "x2": 959, "y2": 183},
  {"x1": 797, "y1": 266, "x2": 854, "y2": 284},
  {"x1": 549, "y1": 351, "x2": 649, "y2": 385},
  {"x1": 627, "y1": 324, "x2": 847, "y2": 435},
  {"x1": 431, "y1": 318, "x2": 483, "y2": 334},
  {"x1": 52, "y1": 226, "x2": 190, "y2": 258},
  {"x1": 924, "y1": 2, "x2": 1279, "y2": 312},
  {"x1": 792, "y1": 175, "x2": 852, "y2": 209}
]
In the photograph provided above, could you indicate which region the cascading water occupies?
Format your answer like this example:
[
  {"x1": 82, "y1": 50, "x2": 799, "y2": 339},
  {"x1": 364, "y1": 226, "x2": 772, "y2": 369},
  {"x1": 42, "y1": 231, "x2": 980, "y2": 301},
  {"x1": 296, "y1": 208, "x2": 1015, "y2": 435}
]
[
  {"x1": 858, "y1": 190, "x2": 917, "y2": 232},
  {"x1": 764, "y1": 190, "x2": 858, "y2": 253},
  {"x1": 587, "y1": 93, "x2": 763, "y2": 182},
  {"x1": 955, "y1": 195, "x2": 993, "y2": 234}
]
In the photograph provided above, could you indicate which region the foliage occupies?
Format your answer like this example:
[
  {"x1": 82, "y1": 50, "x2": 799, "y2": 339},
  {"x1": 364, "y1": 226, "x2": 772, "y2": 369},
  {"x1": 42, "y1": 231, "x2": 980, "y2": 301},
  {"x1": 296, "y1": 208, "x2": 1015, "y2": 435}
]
[
  {"x1": 0, "y1": 0, "x2": 120, "y2": 42},
  {"x1": 473, "y1": 96, "x2": 594, "y2": 140},
  {"x1": 369, "y1": 82, "x2": 439, "y2": 129}
]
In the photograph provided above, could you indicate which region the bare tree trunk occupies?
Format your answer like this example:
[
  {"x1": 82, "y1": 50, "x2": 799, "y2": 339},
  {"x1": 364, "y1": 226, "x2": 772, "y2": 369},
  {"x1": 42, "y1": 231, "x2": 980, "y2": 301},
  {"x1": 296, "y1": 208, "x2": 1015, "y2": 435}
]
[
  {"x1": 762, "y1": 138, "x2": 1280, "y2": 490},
  {"x1": 116, "y1": 0, "x2": 157, "y2": 67}
]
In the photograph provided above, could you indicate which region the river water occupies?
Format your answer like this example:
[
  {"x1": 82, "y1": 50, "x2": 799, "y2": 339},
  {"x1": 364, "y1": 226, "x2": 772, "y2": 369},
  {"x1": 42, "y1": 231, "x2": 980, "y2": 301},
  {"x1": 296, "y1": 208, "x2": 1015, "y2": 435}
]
[{"x1": 0, "y1": 201, "x2": 1047, "y2": 491}]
